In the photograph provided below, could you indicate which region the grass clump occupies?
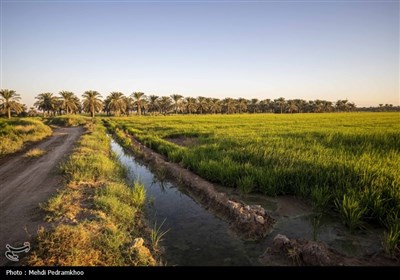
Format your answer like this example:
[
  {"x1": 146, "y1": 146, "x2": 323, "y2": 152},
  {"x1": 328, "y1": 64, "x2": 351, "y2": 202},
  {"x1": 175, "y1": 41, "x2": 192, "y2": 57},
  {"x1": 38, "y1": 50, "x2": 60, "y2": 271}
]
[
  {"x1": 150, "y1": 219, "x2": 170, "y2": 252},
  {"x1": 336, "y1": 193, "x2": 366, "y2": 233},
  {"x1": 61, "y1": 153, "x2": 119, "y2": 183},
  {"x1": 24, "y1": 148, "x2": 46, "y2": 158},
  {"x1": 0, "y1": 118, "x2": 52, "y2": 156},
  {"x1": 95, "y1": 187, "x2": 138, "y2": 228},
  {"x1": 46, "y1": 115, "x2": 90, "y2": 127},
  {"x1": 383, "y1": 224, "x2": 400, "y2": 258},
  {"x1": 131, "y1": 181, "x2": 146, "y2": 208},
  {"x1": 29, "y1": 224, "x2": 103, "y2": 266},
  {"x1": 382, "y1": 212, "x2": 400, "y2": 258},
  {"x1": 43, "y1": 189, "x2": 82, "y2": 222}
]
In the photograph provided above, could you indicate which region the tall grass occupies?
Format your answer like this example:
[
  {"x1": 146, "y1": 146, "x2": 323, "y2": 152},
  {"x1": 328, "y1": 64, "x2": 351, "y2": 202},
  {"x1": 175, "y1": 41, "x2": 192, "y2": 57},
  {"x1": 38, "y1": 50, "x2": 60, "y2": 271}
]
[
  {"x1": 150, "y1": 219, "x2": 170, "y2": 252},
  {"x1": 311, "y1": 186, "x2": 332, "y2": 212},
  {"x1": 131, "y1": 181, "x2": 146, "y2": 208},
  {"x1": 46, "y1": 115, "x2": 90, "y2": 127},
  {"x1": 383, "y1": 224, "x2": 400, "y2": 257},
  {"x1": 335, "y1": 193, "x2": 366, "y2": 233},
  {"x1": 0, "y1": 118, "x2": 52, "y2": 156}
]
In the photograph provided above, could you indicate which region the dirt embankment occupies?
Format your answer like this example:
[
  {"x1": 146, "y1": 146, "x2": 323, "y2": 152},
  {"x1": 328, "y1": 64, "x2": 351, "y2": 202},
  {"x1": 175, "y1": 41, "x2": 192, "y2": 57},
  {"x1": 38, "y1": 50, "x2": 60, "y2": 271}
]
[
  {"x1": 0, "y1": 126, "x2": 84, "y2": 265},
  {"x1": 116, "y1": 131, "x2": 275, "y2": 240},
  {"x1": 261, "y1": 234, "x2": 399, "y2": 266}
]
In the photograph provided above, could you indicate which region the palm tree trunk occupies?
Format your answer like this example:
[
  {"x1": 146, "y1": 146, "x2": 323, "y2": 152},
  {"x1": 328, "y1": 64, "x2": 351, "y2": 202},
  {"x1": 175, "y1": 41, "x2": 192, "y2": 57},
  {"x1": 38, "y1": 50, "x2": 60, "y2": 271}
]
[
  {"x1": 7, "y1": 107, "x2": 11, "y2": 119},
  {"x1": 91, "y1": 105, "x2": 94, "y2": 118}
]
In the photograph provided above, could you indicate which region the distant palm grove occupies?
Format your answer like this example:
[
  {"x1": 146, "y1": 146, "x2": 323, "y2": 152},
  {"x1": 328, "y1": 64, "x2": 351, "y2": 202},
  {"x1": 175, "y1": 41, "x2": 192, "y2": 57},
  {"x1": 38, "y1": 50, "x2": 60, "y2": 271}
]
[{"x1": 0, "y1": 89, "x2": 398, "y2": 118}]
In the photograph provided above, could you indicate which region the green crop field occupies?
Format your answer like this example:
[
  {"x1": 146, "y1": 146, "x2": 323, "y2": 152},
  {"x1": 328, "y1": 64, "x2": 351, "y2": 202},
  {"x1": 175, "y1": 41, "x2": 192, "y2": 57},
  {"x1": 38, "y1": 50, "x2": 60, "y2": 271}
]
[{"x1": 106, "y1": 112, "x2": 400, "y2": 233}]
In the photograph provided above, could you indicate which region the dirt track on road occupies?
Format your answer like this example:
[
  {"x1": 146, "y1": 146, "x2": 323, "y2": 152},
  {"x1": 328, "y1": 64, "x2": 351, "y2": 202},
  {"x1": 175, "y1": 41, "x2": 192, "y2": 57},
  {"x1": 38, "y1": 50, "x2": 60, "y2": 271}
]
[{"x1": 0, "y1": 126, "x2": 84, "y2": 265}]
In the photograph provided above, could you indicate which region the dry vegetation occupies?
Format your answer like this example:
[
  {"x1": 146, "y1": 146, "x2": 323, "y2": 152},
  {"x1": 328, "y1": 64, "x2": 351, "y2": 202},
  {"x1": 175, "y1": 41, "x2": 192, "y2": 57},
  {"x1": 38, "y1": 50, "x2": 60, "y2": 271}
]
[
  {"x1": 45, "y1": 115, "x2": 91, "y2": 127},
  {"x1": 0, "y1": 118, "x2": 52, "y2": 156},
  {"x1": 24, "y1": 148, "x2": 46, "y2": 158}
]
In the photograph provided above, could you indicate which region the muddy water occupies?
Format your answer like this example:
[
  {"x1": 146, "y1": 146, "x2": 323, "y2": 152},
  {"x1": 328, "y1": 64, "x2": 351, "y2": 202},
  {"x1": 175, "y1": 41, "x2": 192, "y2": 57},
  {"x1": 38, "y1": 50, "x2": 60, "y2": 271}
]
[{"x1": 110, "y1": 139, "x2": 384, "y2": 266}]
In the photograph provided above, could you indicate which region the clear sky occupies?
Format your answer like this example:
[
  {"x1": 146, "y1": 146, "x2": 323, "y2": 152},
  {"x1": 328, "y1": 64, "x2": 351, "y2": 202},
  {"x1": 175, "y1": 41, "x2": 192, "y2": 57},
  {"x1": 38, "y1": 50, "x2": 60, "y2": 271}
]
[{"x1": 1, "y1": 0, "x2": 399, "y2": 108}]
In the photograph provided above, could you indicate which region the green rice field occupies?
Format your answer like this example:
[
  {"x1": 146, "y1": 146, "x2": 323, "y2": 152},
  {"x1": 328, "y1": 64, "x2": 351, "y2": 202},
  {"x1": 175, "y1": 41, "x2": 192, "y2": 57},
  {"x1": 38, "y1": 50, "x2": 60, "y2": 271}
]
[{"x1": 106, "y1": 112, "x2": 400, "y2": 232}]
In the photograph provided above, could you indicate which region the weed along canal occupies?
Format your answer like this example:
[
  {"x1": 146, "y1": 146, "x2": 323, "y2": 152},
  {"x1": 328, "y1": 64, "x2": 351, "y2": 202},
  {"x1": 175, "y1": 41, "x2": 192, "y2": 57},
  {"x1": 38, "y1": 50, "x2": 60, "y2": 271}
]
[{"x1": 110, "y1": 137, "x2": 388, "y2": 266}]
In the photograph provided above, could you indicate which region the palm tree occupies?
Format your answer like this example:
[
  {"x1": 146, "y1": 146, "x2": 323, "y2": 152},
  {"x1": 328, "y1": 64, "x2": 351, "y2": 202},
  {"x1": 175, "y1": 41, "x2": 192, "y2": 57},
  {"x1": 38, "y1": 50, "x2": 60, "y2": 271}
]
[
  {"x1": 82, "y1": 90, "x2": 102, "y2": 118},
  {"x1": 158, "y1": 96, "x2": 172, "y2": 115},
  {"x1": 197, "y1": 96, "x2": 208, "y2": 114},
  {"x1": 294, "y1": 99, "x2": 307, "y2": 113},
  {"x1": 103, "y1": 96, "x2": 111, "y2": 115},
  {"x1": 59, "y1": 91, "x2": 79, "y2": 115},
  {"x1": 237, "y1": 98, "x2": 248, "y2": 113},
  {"x1": 287, "y1": 100, "x2": 298, "y2": 113},
  {"x1": 27, "y1": 107, "x2": 39, "y2": 117},
  {"x1": 170, "y1": 94, "x2": 183, "y2": 114},
  {"x1": 260, "y1": 99, "x2": 272, "y2": 113},
  {"x1": 323, "y1": 101, "x2": 333, "y2": 113},
  {"x1": 208, "y1": 98, "x2": 222, "y2": 114},
  {"x1": 106, "y1": 92, "x2": 126, "y2": 116},
  {"x1": 249, "y1": 98, "x2": 259, "y2": 113},
  {"x1": 335, "y1": 99, "x2": 349, "y2": 112},
  {"x1": 141, "y1": 98, "x2": 149, "y2": 115},
  {"x1": 71, "y1": 96, "x2": 81, "y2": 114},
  {"x1": 34, "y1": 92, "x2": 57, "y2": 117},
  {"x1": 132, "y1": 92, "x2": 145, "y2": 116},
  {"x1": 185, "y1": 97, "x2": 197, "y2": 114},
  {"x1": 0, "y1": 89, "x2": 23, "y2": 118},
  {"x1": 124, "y1": 97, "x2": 135, "y2": 116},
  {"x1": 20, "y1": 104, "x2": 28, "y2": 116},
  {"x1": 313, "y1": 100, "x2": 324, "y2": 113},
  {"x1": 147, "y1": 95, "x2": 159, "y2": 114},
  {"x1": 223, "y1": 98, "x2": 236, "y2": 114},
  {"x1": 54, "y1": 97, "x2": 63, "y2": 116},
  {"x1": 275, "y1": 97, "x2": 286, "y2": 114},
  {"x1": 347, "y1": 102, "x2": 356, "y2": 112}
]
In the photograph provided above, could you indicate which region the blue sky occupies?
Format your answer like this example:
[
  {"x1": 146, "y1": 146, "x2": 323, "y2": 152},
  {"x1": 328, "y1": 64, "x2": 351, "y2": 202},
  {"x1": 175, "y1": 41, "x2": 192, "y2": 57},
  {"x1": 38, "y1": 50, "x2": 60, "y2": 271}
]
[{"x1": 1, "y1": 0, "x2": 399, "y2": 107}]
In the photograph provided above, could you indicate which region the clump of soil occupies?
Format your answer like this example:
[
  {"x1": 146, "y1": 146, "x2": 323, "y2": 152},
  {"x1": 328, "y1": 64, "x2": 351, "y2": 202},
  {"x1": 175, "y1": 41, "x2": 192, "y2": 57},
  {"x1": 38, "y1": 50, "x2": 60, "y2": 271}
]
[
  {"x1": 225, "y1": 200, "x2": 275, "y2": 240},
  {"x1": 121, "y1": 132, "x2": 275, "y2": 240},
  {"x1": 130, "y1": 238, "x2": 156, "y2": 266},
  {"x1": 165, "y1": 136, "x2": 199, "y2": 147},
  {"x1": 261, "y1": 234, "x2": 399, "y2": 266}
]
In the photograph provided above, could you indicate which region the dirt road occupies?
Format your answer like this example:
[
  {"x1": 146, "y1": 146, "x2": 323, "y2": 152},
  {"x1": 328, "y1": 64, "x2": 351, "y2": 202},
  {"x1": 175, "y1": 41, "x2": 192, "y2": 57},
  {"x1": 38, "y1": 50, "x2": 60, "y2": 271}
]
[{"x1": 0, "y1": 126, "x2": 84, "y2": 265}]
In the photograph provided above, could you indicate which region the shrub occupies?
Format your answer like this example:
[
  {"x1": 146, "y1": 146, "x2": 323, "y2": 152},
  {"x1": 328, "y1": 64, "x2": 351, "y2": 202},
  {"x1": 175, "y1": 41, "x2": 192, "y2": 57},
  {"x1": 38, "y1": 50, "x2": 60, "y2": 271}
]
[{"x1": 336, "y1": 193, "x2": 366, "y2": 233}]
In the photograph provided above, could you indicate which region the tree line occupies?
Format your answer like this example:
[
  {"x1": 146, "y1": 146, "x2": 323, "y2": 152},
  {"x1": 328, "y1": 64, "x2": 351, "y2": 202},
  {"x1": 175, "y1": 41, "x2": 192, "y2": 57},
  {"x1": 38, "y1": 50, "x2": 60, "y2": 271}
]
[
  {"x1": 1, "y1": 88, "x2": 366, "y2": 118},
  {"x1": 358, "y1": 104, "x2": 399, "y2": 112}
]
